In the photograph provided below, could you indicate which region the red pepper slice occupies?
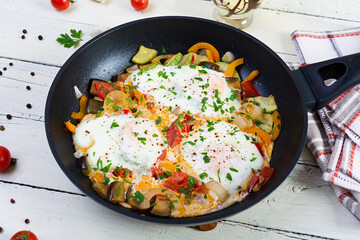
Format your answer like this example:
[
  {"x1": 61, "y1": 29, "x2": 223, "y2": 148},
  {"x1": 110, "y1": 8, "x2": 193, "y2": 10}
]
[
  {"x1": 255, "y1": 143, "x2": 265, "y2": 158},
  {"x1": 163, "y1": 171, "x2": 204, "y2": 193},
  {"x1": 166, "y1": 122, "x2": 182, "y2": 148},
  {"x1": 112, "y1": 167, "x2": 132, "y2": 178},
  {"x1": 241, "y1": 81, "x2": 260, "y2": 98},
  {"x1": 94, "y1": 81, "x2": 124, "y2": 100},
  {"x1": 248, "y1": 166, "x2": 274, "y2": 192},
  {"x1": 157, "y1": 149, "x2": 167, "y2": 161}
]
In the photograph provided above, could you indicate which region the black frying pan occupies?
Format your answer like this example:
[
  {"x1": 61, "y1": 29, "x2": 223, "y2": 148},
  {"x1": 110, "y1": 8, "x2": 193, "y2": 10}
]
[{"x1": 45, "y1": 16, "x2": 360, "y2": 225}]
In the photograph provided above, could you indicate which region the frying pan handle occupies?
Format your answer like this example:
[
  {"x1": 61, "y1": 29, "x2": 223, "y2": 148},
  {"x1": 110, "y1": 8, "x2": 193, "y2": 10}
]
[{"x1": 293, "y1": 52, "x2": 360, "y2": 112}]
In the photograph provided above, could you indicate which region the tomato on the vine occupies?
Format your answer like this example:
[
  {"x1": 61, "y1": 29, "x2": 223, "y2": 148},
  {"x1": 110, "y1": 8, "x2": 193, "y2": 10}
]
[
  {"x1": 11, "y1": 231, "x2": 38, "y2": 240},
  {"x1": 0, "y1": 146, "x2": 11, "y2": 172},
  {"x1": 51, "y1": 0, "x2": 74, "y2": 11},
  {"x1": 131, "y1": 0, "x2": 149, "y2": 11}
]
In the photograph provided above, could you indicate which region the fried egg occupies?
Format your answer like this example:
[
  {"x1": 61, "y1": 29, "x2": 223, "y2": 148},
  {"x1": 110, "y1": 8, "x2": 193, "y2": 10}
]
[
  {"x1": 73, "y1": 114, "x2": 165, "y2": 177},
  {"x1": 181, "y1": 121, "x2": 264, "y2": 194},
  {"x1": 129, "y1": 65, "x2": 241, "y2": 117}
]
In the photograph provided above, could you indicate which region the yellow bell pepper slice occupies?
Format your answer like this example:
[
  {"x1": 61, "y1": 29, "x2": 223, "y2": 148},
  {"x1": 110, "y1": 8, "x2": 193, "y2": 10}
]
[
  {"x1": 65, "y1": 121, "x2": 76, "y2": 134},
  {"x1": 71, "y1": 95, "x2": 88, "y2": 120},
  {"x1": 272, "y1": 110, "x2": 281, "y2": 140},
  {"x1": 243, "y1": 70, "x2": 259, "y2": 83},
  {"x1": 224, "y1": 58, "x2": 244, "y2": 78},
  {"x1": 188, "y1": 42, "x2": 220, "y2": 62}
]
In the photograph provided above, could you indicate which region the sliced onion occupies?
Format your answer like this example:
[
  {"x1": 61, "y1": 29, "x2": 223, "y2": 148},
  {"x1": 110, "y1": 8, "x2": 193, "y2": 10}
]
[
  {"x1": 151, "y1": 54, "x2": 173, "y2": 63},
  {"x1": 73, "y1": 85, "x2": 83, "y2": 99},
  {"x1": 234, "y1": 114, "x2": 253, "y2": 130},
  {"x1": 205, "y1": 180, "x2": 229, "y2": 203},
  {"x1": 126, "y1": 64, "x2": 139, "y2": 73},
  {"x1": 221, "y1": 51, "x2": 235, "y2": 63},
  {"x1": 244, "y1": 103, "x2": 262, "y2": 119}
]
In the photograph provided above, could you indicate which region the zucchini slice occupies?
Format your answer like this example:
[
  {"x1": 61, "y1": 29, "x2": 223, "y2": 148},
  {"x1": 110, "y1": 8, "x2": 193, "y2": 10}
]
[
  {"x1": 255, "y1": 113, "x2": 274, "y2": 134},
  {"x1": 178, "y1": 53, "x2": 195, "y2": 66},
  {"x1": 131, "y1": 46, "x2": 158, "y2": 65},
  {"x1": 165, "y1": 52, "x2": 183, "y2": 66},
  {"x1": 253, "y1": 95, "x2": 277, "y2": 114}
]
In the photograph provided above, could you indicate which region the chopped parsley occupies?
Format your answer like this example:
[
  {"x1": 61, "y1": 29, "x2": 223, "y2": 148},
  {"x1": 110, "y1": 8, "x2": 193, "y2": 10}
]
[
  {"x1": 250, "y1": 157, "x2": 257, "y2": 162},
  {"x1": 202, "y1": 152, "x2": 211, "y2": 163},
  {"x1": 133, "y1": 191, "x2": 145, "y2": 203},
  {"x1": 110, "y1": 122, "x2": 119, "y2": 129},
  {"x1": 199, "y1": 172, "x2": 208, "y2": 180},
  {"x1": 226, "y1": 173, "x2": 232, "y2": 181},
  {"x1": 229, "y1": 167, "x2": 239, "y2": 172},
  {"x1": 155, "y1": 116, "x2": 162, "y2": 125}
]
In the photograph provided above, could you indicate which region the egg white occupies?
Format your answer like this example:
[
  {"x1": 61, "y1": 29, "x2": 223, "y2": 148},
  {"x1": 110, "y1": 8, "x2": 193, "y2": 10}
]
[
  {"x1": 130, "y1": 65, "x2": 241, "y2": 117},
  {"x1": 73, "y1": 114, "x2": 165, "y2": 177},
  {"x1": 181, "y1": 121, "x2": 264, "y2": 194}
]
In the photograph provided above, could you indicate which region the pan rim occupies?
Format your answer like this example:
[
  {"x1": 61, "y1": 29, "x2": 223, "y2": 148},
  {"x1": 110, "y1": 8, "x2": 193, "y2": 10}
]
[{"x1": 45, "y1": 16, "x2": 308, "y2": 225}]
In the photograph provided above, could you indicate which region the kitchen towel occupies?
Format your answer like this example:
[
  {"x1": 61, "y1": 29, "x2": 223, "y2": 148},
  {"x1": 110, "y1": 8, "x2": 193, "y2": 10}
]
[{"x1": 290, "y1": 27, "x2": 360, "y2": 220}]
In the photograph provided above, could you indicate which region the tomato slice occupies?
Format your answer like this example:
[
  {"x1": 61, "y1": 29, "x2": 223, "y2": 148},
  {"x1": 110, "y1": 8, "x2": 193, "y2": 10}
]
[
  {"x1": 163, "y1": 171, "x2": 204, "y2": 193},
  {"x1": 241, "y1": 81, "x2": 260, "y2": 98},
  {"x1": 166, "y1": 122, "x2": 182, "y2": 148},
  {"x1": 181, "y1": 114, "x2": 195, "y2": 133},
  {"x1": 94, "y1": 81, "x2": 124, "y2": 100}
]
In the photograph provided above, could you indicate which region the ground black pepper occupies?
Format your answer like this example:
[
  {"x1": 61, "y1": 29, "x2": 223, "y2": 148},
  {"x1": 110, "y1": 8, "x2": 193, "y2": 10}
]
[
  {"x1": 0, "y1": 226, "x2": 3, "y2": 233},
  {"x1": 25, "y1": 219, "x2": 30, "y2": 224},
  {"x1": 26, "y1": 85, "x2": 31, "y2": 90},
  {"x1": 21, "y1": 35, "x2": 25, "y2": 39},
  {"x1": 0, "y1": 71, "x2": 2, "y2": 75},
  {"x1": 26, "y1": 103, "x2": 32, "y2": 109},
  {"x1": 0, "y1": 125, "x2": 5, "y2": 131},
  {"x1": 22, "y1": 29, "x2": 27, "y2": 34},
  {"x1": 3, "y1": 67, "x2": 7, "y2": 71},
  {"x1": 9, "y1": 62, "x2": 13, "y2": 66},
  {"x1": 10, "y1": 198, "x2": 15, "y2": 204},
  {"x1": 6, "y1": 114, "x2": 12, "y2": 120},
  {"x1": 38, "y1": 35, "x2": 43, "y2": 40},
  {"x1": 30, "y1": 72, "x2": 35, "y2": 76}
]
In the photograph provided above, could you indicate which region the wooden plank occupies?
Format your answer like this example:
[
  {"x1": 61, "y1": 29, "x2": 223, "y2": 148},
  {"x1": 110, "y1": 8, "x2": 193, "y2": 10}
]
[
  {"x1": 0, "y1": 162, "x2": 358, "y2": 240},
  {"x1": 1, "y1": 0, "x2": 359, "y2": 66},
  {"x1": 261, "y1": 0, "x2": 360, "y2": 22}
]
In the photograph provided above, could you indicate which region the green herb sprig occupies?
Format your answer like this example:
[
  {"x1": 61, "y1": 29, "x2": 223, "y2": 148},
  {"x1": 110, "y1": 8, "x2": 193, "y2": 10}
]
[{"x1": 57, "y1": 29, "x2": 83, "y2": 48}]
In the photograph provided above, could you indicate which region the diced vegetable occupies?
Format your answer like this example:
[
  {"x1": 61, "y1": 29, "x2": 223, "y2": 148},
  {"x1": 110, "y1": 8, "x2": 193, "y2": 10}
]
[
  {"x1": 74, "y1": 85, "x2": 83, "y2": 99},
  {"x1": 166, "y1": 122, "x2": 182, "y2": 148},
  {"x1": 198, "y1": 61, "x2": 220, "y2": 71},
  {"x1": 178, "y1": 53, "x2": 196, "y2": 66},
  {"x1": 71, "y1": 95, "x2": 88, "y2": 120},
  {"x1": 90, "y1": 79, "x2": 106, "y2": 96},
  {"x1": 243, "y1": 126, "x2": 272, "y2": 143},
  {"x1": 253, "y1": 95, "x2": 277, "y2": 114},
  {"x1": 139, "y1": 61, "x2": 161, "y2": 71},
  {"x1": 144, "y1": 188, "x2": 183, "y2": 210},
  {"x1": 248, "y1": 166, "x2": 274, "y2": 192},
  {"x1": 215, "y1": 62, "x2": 240, "y2": 79},
  {"x1": 205, "y1": 180, "x2": 229, "y2": 203},
  {"x1": 188, "y1": 42, "x2": 220, "y2": 62},
  {"x1": 94, "y1": 81, "x2": 124, "y2": 100},
  {"x1": 151, "y1": 54, "x2": 173, "y2": 63},
  {"x1": 86, "y1": 98, "x2": 103, "y2": 114},
  {"x1": 107, "y1": 181, "x2": 127, "y2": 203},
  {"x1": 225, "y1": 77, "x2": 241, "y2": 89},
  {"x1": 65, "y1": 121, "x2": 76, "y2": 134},
  {"x1": 241, "y1": 81, "x2": 260, "y2": 98},
  {"x1": 221, "y1": 51, "x2": 235, "y2": 63},
  {"x1": 255, "y1": 113, "x2": 273, "y2": 134},
  {"x1": 92, "y1": 182, "x2": 109, "y2": 198},
  {"x1": 272, "y1": 110, "x2": 281, "y2": 140},
  {"x1": 150, "y1": 196, "x2": 171, "y2": 216},
  {"x1": 234, "y1": 114, "x2": 253, "y2": 130},
  {"x1": 224, "y1": 58, "x2": 244, "y2": 78},
  {"x1": 165, "y1": 52, "x2": 183, "y2": 66},
  {"x1": 243, "y1": 70, "x2": 259, "y2": 83},
  {"x1": 103, "y1": 90, "x2": 128, "y2": 113},
  {"x1": 205, "y1": 49, "x2": 214, "y2": 63},
  {"x1": 126, "y1": 64, "x2": 139, "y2": 73},
  {"x1": 131, "y1": 45, "x2": 158, "y2": 64}
]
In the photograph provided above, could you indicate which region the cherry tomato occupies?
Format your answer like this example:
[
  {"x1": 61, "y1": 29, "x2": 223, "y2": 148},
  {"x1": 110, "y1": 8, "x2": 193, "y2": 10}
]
[
  {"x1": 164, "y1": 171, "x2": 205, "y2": 193},
  {"x1": 51, "y1": 0, "x2": 72, "y2": 11},
  {"x1": 94, "y1": 81, "x2": 124, "y2": 100},
  {"x1": 131, "y1": 0, "x2": 149, "y2": 11},
  {"x1": 0, "y1": 146, "x2": 11, "y2": 172},
  {"x1": 11, "y1": 231, "x2": 38, "y2": 240}
]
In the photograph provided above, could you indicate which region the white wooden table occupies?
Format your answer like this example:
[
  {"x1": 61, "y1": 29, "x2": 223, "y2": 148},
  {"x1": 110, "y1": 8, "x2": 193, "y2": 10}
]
[{"x1": 0, "y1": 0, "x2": 359, "y2": 239}]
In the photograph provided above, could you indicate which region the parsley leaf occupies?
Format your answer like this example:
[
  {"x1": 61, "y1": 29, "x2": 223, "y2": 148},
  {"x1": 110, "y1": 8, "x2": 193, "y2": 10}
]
[
  {"x1": 133, "y1": 191, "x2": 145, "y2": 203},
  {"x1": 56, "y1": 29, "x2": 83, "y2": 48}
]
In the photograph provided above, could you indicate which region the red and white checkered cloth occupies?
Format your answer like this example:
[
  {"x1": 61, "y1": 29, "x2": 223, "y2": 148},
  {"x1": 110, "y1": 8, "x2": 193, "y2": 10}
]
[{"x1": 290, "y1": 27, "x2": 360, "y2": 220}]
